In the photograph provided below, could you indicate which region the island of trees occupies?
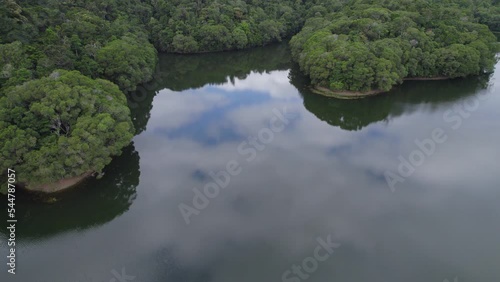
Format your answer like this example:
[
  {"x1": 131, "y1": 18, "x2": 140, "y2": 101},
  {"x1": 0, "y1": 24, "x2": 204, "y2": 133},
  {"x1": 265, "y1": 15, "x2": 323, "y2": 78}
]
[
  {"x1": 290, "y1": 0, "x2": 499, "y2": 97},
  {"x1": 0, "y1": 0, "x2": 499, "y2": 192}
]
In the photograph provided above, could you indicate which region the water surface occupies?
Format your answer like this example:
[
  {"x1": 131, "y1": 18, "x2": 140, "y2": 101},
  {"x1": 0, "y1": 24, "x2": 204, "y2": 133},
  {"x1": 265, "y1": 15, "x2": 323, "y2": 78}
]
[{"x1": 1, "y1": 44, "x2": 500, "y2": 282}]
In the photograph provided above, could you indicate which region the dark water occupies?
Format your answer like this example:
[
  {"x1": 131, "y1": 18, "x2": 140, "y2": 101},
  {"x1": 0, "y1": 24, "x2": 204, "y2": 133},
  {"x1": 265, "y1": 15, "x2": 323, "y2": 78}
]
[{"x1": 1, "y1": 44, "x2": 500, "y2": 282}]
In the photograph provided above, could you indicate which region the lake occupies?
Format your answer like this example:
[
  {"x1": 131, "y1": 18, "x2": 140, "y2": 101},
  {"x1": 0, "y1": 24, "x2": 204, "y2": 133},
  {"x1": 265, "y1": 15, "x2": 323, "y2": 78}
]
[{"x1": 1, "y1": 43, "x2": 500, "y2": 282}]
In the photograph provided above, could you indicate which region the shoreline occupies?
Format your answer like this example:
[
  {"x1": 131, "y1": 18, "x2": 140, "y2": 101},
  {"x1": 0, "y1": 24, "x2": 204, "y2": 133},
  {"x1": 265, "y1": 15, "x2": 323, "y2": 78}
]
[
  {"x1": 25, "y1": 171, "x2": 94, "y2": 194},
  {"x1": 312, "y1": 77, "x2": 452, "y2": 99},
  {"x1": 403, "y1": 76, "x2": 450, "y2": 81},
  {"x1": 312, "y1": 86, "x2": 386, "y2": 99}
]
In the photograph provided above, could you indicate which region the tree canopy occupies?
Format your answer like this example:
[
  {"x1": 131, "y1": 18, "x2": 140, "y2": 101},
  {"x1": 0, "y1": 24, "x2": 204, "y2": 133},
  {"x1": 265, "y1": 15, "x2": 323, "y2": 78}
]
[
  {"x1": 290, "y1": 0, "x2": 499, "y2": 93},
  {"x1": 0, "y1": 70, "x2": 134, "y2": 187},
  {"x1": 0, "y1": 0, "x2": 158, "y2": 91},
  {"x1": 96, "y1": 35, "x2": 157, "y2": 92},
  {"x1": 0, "y1": 0, "x2": 498, "y2": 93},
  {"x1": 148, "y1": 0, "x2": 304, "y2": 53}
]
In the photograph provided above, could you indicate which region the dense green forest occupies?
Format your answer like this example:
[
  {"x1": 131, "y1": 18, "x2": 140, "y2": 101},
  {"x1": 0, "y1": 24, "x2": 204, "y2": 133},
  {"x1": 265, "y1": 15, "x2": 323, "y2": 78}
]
[
  {"x1": 290, "y1": 0, "x2": 499, "y2": 94},
  {"x1": 1, "y1": 0, "x2": 499, "y2": 91},
  {"x1": 0, "y1": 0, "x2": 499, "y2": 191},
  {"x1": 0, "y1": 70, "x2": 134, "y2": 187}
]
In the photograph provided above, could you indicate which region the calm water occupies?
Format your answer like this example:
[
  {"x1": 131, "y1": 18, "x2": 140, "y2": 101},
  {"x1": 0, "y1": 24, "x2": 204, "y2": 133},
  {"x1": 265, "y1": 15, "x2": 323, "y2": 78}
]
[{"x1": 2, "y1": 44, "x2": 500, "y2": 282}]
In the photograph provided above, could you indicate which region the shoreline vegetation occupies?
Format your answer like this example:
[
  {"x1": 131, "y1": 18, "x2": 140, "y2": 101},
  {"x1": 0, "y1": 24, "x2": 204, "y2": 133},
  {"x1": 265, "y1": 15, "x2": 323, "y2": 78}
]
[
  {"x1": 290, "y1": 1, "x2": 499, "y2": 98},
  {"x1": 312, "y1": 77, "x2": 452, "y2": 99},
  {"x1": 26, "y1": 172, "x2": 94, "y2": 193},
  {"x1": 312, "y1": 86, "x2": 386, "y2": 99},
  {"x1": 403, "y1": 77, "x2": 451, "y2": 81},
  {"x1": 1, "y1": 0, "x2": 499, "y2": 194}
]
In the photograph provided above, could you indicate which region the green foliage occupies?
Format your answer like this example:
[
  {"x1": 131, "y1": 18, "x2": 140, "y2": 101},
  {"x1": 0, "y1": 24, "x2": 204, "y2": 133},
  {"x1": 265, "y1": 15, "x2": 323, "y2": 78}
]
[
  {"x1": 149, "y1": 0, "x2": 305, "y2": 53},
  {"x1": 172, "y1": 34, "x2": 199, "y2": 53},
  {"x1": 197, "y1": 25, "x2": 233, "y2": 51},
  {"x1": 0, "y1": 41, "x2": 33, "y2": 87},
  {"x1": 0, "y1": 70, "x2": 134, "y2": 187},
  {"x1": 290, "y1": 0, "x2": 499, "y2": 92},
  {"x1": 96, "y1": 34, "x2": 157, "y2": 92},
  {"x1": 0, "y1": 1, "x2": 158, "y2": 90}
]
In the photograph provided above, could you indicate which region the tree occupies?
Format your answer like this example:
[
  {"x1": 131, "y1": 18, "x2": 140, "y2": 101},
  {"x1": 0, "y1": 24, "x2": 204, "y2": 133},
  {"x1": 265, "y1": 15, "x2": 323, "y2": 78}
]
[
  {"x1": 0, "y1": 70, "x2": 134, "y2": 187},
  {"x1": 96, "y1": 35, "x2": 157, "y2": 92},
  {"x1": 232, "y1": 27, "x2": 248, "y2": 49},
  {"x1": 0, "y1": 41, "x2": 32, "y2": 87},
  {"x1": 197, "y1": 24, "x2": 232, "y2": 51},
  {"x1": 172, "y1": 34, "x2": 199, "y2": 53},
  {"x1": 436, "y1": 44, "x2": 481, "y2": 78}
]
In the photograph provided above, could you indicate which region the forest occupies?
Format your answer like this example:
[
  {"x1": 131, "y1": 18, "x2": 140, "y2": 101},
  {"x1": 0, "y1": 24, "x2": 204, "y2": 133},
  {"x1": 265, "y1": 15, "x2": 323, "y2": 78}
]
[
  {"x1": 290, "y1": 0, "x2": 500, "y2": 94},
  {"x1": 0, "y1": 0, "x2": 499, "y2": 191}
]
